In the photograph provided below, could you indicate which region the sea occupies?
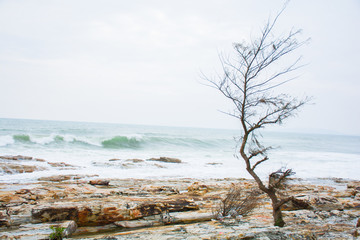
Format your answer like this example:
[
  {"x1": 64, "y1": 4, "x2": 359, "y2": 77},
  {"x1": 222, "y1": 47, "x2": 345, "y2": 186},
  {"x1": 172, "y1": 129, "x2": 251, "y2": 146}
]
[{"x1": 0, "y1": 118, "x2": 359, "y2": 183}]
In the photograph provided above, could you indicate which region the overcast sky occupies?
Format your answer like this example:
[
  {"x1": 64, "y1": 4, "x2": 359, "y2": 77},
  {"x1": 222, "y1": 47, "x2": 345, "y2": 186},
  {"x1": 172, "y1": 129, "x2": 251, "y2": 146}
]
[{"x1": 0, "y1": 0, "x2": 359, "y2": 135}]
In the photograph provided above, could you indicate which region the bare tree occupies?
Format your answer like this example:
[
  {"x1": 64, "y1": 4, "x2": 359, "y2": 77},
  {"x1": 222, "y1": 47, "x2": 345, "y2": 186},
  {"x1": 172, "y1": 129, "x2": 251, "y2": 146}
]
[{"x1": 205, "y1": 7, "x2": 310, "y2": 227}]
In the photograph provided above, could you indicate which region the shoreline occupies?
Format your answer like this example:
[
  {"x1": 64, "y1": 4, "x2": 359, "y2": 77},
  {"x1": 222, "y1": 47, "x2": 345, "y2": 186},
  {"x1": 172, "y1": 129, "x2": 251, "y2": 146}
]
[
  {"x1": 1, "y1": 154, "x2": 360, "y2": 185},
  {"x1": 1, "y1": 155, "x2": 360, "y2": 239}
]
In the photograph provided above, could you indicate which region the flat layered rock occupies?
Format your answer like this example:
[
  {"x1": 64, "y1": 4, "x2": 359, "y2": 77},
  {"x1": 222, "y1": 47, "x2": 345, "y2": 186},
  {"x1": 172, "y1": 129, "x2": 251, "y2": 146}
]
[
  {"x1": 0, "y1": 176, "x2": 359, "y2": 239},
  {"x1": 115, "y1": 211, "x2": 213, "y2": 228}
]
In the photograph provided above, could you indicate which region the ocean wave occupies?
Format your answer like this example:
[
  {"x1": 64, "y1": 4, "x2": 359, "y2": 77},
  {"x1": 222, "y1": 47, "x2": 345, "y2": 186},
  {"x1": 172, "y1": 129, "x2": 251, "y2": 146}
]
[
  {"x1": 101, "y1": 135, "x2": 143, "y2": 149},
  {"x1": 0, "y1": 133, "x2": 99, "y2": 148},
  {"x1": 13, "y1": 134, "x2": 32, "y2": 142},
  {"x1": 0, "y1": 132, "x2": 230, "y2": 150},
  {"x1": 12, "y1": 134, "x2": 68, "y2": 145}
]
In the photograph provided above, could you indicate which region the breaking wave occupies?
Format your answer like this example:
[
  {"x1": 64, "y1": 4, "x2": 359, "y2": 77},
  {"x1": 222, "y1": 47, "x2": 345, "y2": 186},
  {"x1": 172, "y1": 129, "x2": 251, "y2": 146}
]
[
  {"x1": 13, "y1": 134, "x2": 31, "y2": 142},
  {"x1": 101, "y1": 136, "x2": 143, "y2": 149},
  {"x1": 0, "y1": 132, "x2": 229, "y2": 150},
  {"x1": 0, "y1": 134, "x2": 98, "y2": 148}
]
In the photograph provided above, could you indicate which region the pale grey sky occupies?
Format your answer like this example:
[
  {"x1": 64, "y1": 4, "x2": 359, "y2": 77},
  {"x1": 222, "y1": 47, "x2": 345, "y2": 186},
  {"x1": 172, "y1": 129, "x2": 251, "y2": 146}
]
[{"x1": 0, "y1": 0, "x2": 359, "y2": 135}]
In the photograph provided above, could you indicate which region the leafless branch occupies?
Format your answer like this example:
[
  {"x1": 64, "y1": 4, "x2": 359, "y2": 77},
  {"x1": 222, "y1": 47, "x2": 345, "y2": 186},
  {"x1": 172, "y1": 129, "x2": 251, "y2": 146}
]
[
  {"x1": 269, "y1": 168, "x2": 295, "y2": 190},
  {"x1": 214, "y1": 186, "x2": 261, "y2": 219}
]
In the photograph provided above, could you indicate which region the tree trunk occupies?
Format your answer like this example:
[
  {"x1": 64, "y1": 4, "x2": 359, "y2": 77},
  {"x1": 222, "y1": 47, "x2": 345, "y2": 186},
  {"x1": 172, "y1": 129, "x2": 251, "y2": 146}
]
[
  {"x1": 246, "y1": 167, "x2": 287, "y2": 227},
  {"x1": 272, "y1": 203, "x2": 285, "y2": 227},
  {"x1": 267, "y1": 190, "x2": 285, "y2": 227}
]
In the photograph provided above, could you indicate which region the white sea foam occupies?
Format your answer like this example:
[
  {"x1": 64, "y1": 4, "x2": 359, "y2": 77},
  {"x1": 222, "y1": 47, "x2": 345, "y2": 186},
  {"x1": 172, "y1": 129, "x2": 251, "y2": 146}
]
[
  {"x1": 32, "y1": 134, "x2": 58, "y2": 145},
  {"x1": 0, "y1": 135, "x2": 14, "y2": 146}
]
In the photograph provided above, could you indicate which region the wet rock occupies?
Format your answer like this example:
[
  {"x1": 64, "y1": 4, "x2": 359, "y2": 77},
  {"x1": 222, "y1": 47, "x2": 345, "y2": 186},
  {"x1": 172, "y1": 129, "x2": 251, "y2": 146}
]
[
  {"x1": 94, "y1": 159, "x2": 149, "y2": 169},
  {"x1": 0, "y1": 163, "x2": 47, "y2": 174},
  {"x1": 126, "y1": 159, "x2": 144, "y2": 163},
  {"x1": 147, "y1": 157, "x2": 182, "y2": 163},
  {"x1": 47, "y1": 161, "x2": 76, "y2": 168},
  {"x1": 38, "y1": 174, "x2": 96, "y2": 182},
  {"x1": 38, "y1": 175, "x2": 73, "y2": 182},
  {"x1": 206, "y1": 162, "x2": 223, "y2": 166},
  {"x1": 0, "y1": 156, "x2": 79, "y2": 176},
  {"x1": 0, "y1": 155, "x2": 33, "y2": 161},
  {"x1": 89, "y1": 179, "x2": 110, "y2": 186},
  {"x1": 108, "y1": 158, "x2": 121, "y2": 161},
  {"x1": 153, "y1": 163, "x2": 166, "y2": 168},
  {"x1": 35, "y1": 158, "x2": 46, "y2": 162}
]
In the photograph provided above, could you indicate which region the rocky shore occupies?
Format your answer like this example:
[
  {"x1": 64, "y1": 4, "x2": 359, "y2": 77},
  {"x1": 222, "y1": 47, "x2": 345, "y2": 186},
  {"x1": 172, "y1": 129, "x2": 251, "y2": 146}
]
[{"x1": 1, "y1": 155, "x2": 360, "y2": 239}]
